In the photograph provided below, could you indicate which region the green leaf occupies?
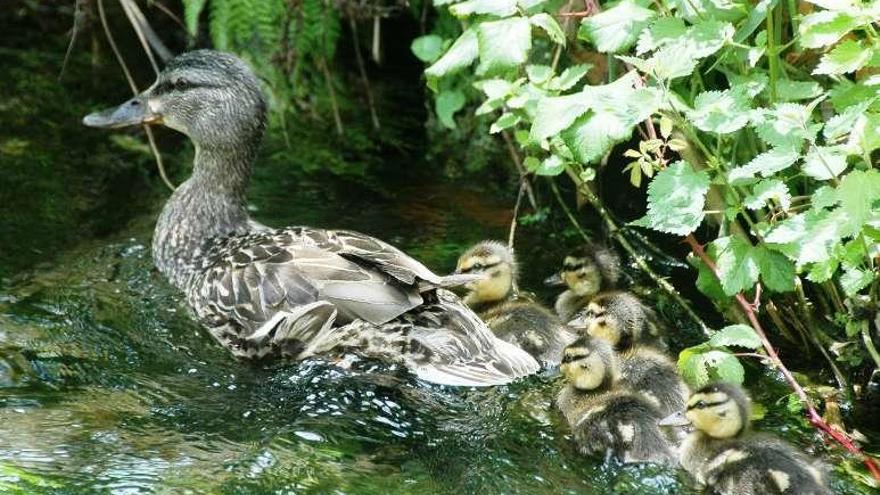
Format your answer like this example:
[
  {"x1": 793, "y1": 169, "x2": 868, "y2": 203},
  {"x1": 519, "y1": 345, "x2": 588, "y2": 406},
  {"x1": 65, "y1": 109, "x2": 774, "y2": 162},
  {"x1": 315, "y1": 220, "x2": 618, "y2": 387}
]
[
  {"x1": 754, "y1": 246, "x2": 796, "y2": 292},
  {"x1": 689, "y1": 89, "x2": 751, "y2": 134},
  {"x1": 450, "y1": 0, "x2": 517, "y2": 18},
  {"x1": 776, "y1": 80, "x2": 824, "y2": 101},
  {"x1": 636, "y1": 17, "x2": 686, "y2": 54},
  {"x1": 744, "y1": 179, "x2": 791, "y2": 211},
  {"x1": 734, "y1": 0, "x2": 777, "y2": 43},
  {"x1": 530, "y1": 13, "x2": 566, "y2": 45},
  {"x1": 713, "y1": 236, "x2": 760, "y2": 295},
  {"x1": 477, "y1": 17, "x2": 532, "y2": 76},
  {"x1": 765, "y1": 209, "x2": 846, "y2": 265},
  {"x1": 837, "y1": 169, "x2": 880, "y2": 237},
  {"x1": 727, "y1": 147, "x2": 800, "y2": 185},
  {"x1": 694, "y1": 254, "x2": 727, "y2": 300},
  {"x1": 411, "y1": 35, "x2": 445, "y2": 63},
  {"x1": 633, "y1": 161, "x2": 710, "y2": 235},
  {"x1": 678, "y1": 344, "x2": 711, "y2": 388},
  {"x1": 849, "y1": 112, "x2": 880, "y2": 155},
  {"x1": 840, "y1": 266, "x2": 873, "y2": 296},
  {"x1": 824, "y1": 99, "x2": 875, "y2": 141},
  {"x1": 530, "y1": 93, "x2": 591, "y2": 141},
  {"x1": 814, "y1": 40, "x2": 873, "y2": 75},
  {"x1": 547, "y1": 64, "x2": 591, "y2": 91},
  {"x1": 526, "y1": 64, "x2": 553, "y2": 84},
  {"x1": 709, "y1": 324, "x2": 762, "y2": 349},
  {"x1": 679, "y1": 345, "x2": 745, "y2": 389},
  {"x1": 753, "y1": 102, "x2": 821, "y2": 149},
  {"x1": 534, "y1": 154, "x2": 566, "y2": 176},
  {"x1": 562, "y1": 81, "x2": 660, "y2": 164},
  {"x1": 803, "y1": 145, "x2": 849, "y2": 181},
  {"x1": 435, "y1": 90, "x2": 466, "y2": 129},
  {"x1": 489, "y1": 113, "x2": 522, "y2": 133},
  {"x1": 578, "y1": 0, "x2": 656, "y2": 54},
  {"x1": 184, "y1": 0, "x2": 207, "y2": 36},
  {"x1": 799, "y1": 10, "x2": 858, "y2": 49},
  {"x1": 807, "y1": 258, "x2": 838, "y2": 283},
  {"x1": 425, "y1": 28, "x2": 479, "y2": 83}
]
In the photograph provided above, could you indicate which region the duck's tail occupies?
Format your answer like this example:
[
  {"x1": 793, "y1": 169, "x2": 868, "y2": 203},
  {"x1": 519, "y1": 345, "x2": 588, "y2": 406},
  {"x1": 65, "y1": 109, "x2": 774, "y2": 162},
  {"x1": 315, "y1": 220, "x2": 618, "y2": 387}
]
[{"x1": 334, "y1": 289, "x2": 540, "y2": 387}]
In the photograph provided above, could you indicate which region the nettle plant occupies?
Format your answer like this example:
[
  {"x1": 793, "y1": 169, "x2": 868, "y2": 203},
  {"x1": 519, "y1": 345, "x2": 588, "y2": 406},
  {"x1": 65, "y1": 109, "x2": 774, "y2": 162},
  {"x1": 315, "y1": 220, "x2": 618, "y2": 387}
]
[{"x1": 414, "y1": 0, "x2": 880, "y2": 392}]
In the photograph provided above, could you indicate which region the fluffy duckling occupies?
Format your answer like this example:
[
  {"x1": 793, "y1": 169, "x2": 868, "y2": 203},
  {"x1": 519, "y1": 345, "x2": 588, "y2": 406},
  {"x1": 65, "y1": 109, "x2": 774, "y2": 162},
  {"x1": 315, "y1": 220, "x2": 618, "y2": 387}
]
[
  {"x1": 545, "y1": 243, "x2": 621, "y2": 320},
  {"x1": 456, "y1": 241, "x2": 576, "y2": 365},
  {"x1": 557, "y1": 336, "x2": 676, "y2": 465},
  {"x1": 618, "y1": 344, "x2": 688, "y2": 417},
  {"x1": 567, "y1": 291, "x2": 666, "y2": 351},
  {"x1": 660, "y1": 383, "x2": 830, "y2": 495}
]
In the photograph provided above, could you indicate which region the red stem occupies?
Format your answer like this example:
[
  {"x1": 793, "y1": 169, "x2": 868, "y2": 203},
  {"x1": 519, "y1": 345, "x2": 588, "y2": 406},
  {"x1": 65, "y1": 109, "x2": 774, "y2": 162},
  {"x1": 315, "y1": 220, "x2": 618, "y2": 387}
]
[{"x1": 685, "y1": 234, "x2": 880, "y2": 481}]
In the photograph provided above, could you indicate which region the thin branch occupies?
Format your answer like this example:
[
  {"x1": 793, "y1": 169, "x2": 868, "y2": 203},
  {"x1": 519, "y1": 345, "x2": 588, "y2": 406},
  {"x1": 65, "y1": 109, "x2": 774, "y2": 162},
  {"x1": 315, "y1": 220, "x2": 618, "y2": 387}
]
[
  {"x1": 349, "y1": 17, "x2": 380, "y2": 130},
  {"x1": 549, "y1": 178, "x2": 591, "y2": 244},
  {"x1": 500, "y1": 130, "x2": 538, "y2": 211},
  {"x1": 508, "y1": 179, "x2": 526, "y2": 249},
  {"x1": 118, "y1": 0, "x2": 172, "y2": 65},
  {"x1": 686, "y1": 234, "x2": 880, "y2": 481},
  {"x1": 97, "y1": 0, "x2": 175, "y2": 192}
]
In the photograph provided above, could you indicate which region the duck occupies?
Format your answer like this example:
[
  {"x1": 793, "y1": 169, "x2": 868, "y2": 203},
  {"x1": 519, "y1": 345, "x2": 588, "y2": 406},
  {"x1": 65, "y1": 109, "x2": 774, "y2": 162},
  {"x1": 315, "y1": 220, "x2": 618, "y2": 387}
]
[
  {"x1": 83, "y1": 50, "x2": 539, "y2": 387},
  {"x1": 660, "y1": 382, "x2": 831, "y2": 495},
  {"x1": 455, "y1": 240, "x2": 576, "y2": 365},
  {"x1": 544, "y1": 243, "x2": 621, "y2": 321},
  {"x1": 556, "y1": 335, "x2": 676, "y2": 465},
  {"x1": 566, "y1": 290, "x2": 666, "y2": 351}
]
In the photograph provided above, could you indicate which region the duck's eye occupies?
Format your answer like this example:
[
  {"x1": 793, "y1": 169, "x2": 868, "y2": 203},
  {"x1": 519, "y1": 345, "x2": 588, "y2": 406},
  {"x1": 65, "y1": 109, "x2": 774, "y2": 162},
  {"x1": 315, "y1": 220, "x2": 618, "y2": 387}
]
[{"x1": 174, "y1": 78, "x2": 191, "y2": 91}]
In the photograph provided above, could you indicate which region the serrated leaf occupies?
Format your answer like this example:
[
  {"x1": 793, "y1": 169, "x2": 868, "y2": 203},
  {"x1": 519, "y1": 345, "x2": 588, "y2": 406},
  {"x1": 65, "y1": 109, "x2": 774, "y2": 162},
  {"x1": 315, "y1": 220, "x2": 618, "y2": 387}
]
[
  {"x1": 727, "y1": 147, "x2": 800, "y2": 185},
  {"x1": 530, "y1": 13, "x2": 566, "y2": 45},
  {"x1": 840, "y1": 266, "x2": 873, "y2": 296},
  {"x1": 776, "y1": 80, "x2": 824, "y2": 101},
  {"x1": 449, "y1": 0, "x2": 517, "y2": 18},
  {"x1": 679, "y1": 345, "x2": 745, "y2": 388},
  {"x1": 754, "y1": 246, "x2": 796, "y2": 292},
  {"x1": 824, "y1": 99, "x2": 875, "y2": 141},
  {"x1": 678, "y1": 344, "x2": 712, "y2": 389},
  {"x1": 744, "y1": 179, "x2": 791, "y2": 211},
  {"x1": 713, "y1": 236, "x2": 760, "y2": 295},
  {"x1": 489, "y1": 113, "x2": 521, "y2": 133},
  {"x1": 474, "y1": 78, "x2": 514, "y2": 99},
  {"x1": 411, "y1": 35, "x2": 445, "y2": 63},
  {"x1": 709, "y1": 324, "x2": 762, "y2": 349},
  {"x1": 547, "y1": 64, "x2": 591, "y2": 91},
  {"x1": 633, "y1": 161, "x2": 710, "y2": 235},
  {"x1": 849, "y1": 112, "x2": 880, "y2": 155},
  {"x1": 694, "y1": 254, "x2": 727, "y2": 300},
  {"x1": 803, "y1": 145, "x2": 849, "y2": 180},
  {"x1": 838, "y1": 169, "x2": 880, "y2": 237},
  {"x1": 765, "y1": 209, "x2": 847, "y2": 265},
  {"x1": 435, "y1": 90, "x2": 466, "y2": 129},
  {"x1": 807, "y1": 258, "x2": 838, "y2": 283},
  {"x1": 477, "y1": 17, "x2": 532, "y2": 75},
  {"x1": 530, "y1": 93, "x2": 591, "y2": 141},
  {"x1": 636, "y1": 17, "x2": 686, "y2": 54},
  {"x1": 425, "y1": 29, "x2": 478, "y2": 82},
  {"x1": 689, "y1": 89, "x2": 751, "y2": 134},
  {"x1": 578, "y1": 0, "x2": 656, "y2": 54},
  {"x1": 814, "y1": 39, "x2": 873, "y2": 75},
  {"x1": 799, "y1": 10, "x2": 858, "y2": 49},
  {"x1": 526, "y1": 64, "x2": 553, "y2": 84},
  {"x1": 753, "y1": 103, "x2": 820, "y2": 149},
  {"x1": 534, "y1": 154, "x2": 565, "y2": 176}
]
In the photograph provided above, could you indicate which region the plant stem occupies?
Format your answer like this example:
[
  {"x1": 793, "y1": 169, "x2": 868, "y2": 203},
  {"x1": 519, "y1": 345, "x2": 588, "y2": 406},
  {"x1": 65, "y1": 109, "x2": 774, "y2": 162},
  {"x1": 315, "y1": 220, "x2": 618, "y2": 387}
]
[
  {"x1": 501, "y1": 130, "x2": 538, "y2": 211},
  {"x1": 686, "y1": 234, "x2": 880, "y2": 481},
  {"x1": 549, "y1": 178, "x2": 591, "y2": 243},
  {"x1": 349, "y1": 17, "x2": 380, "y2": 130},
  {"x1": 865, "y1": 317, "x2": 880, "y2": 372},
  {"x1": 766, "y1": 3, "x2": 779, "y2": 103}
]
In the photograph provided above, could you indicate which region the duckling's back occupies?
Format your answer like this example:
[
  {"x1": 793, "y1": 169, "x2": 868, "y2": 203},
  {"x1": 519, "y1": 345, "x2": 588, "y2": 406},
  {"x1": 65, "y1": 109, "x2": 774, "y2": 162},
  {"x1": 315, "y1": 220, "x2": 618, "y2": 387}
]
[
  {"x1": 619, "y1": 346, "x2": 688, "y2": 416},
  {"x1": 483, "y1": 300, "x2": 575, "y2": 365}
]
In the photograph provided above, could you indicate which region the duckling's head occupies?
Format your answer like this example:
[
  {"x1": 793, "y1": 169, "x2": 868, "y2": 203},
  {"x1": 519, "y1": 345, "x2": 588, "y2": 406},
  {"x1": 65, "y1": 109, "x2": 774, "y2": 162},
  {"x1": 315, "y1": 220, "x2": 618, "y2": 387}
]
[
  {"x1": 684, "y1": 383, "x2": 750, "y2": 439},
  {"x1": 560, "y1": 336, "x2": 618, "y2": 391},
  {"x1": 456, "y1": 241, "x2": 517, "y2": 304},
  {"x1": 545, "y1": 244, "x2": 621, "y2": 297},
  {"x1": 567, "y1": 292, "x2": 638, "y2": 349},
  {"x1": 84, "y1": 50, "x2": 267, "y2": 149}
]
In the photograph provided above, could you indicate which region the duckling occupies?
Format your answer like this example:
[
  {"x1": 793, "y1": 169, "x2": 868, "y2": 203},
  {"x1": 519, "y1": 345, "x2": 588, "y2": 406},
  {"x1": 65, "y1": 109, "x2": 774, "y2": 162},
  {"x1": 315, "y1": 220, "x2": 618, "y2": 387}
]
[
  {"x1": 83, "y1": 50, "x2": 539, "y2": 387},
  {"x1": 556, "y1": 336, "x2": 676, "y2": 465},
  {"x1": 456, "y1": 241, "x2": 576, "y2": 365},
  {"x1": 545, "y1": 243, "x2": 621, "y2": 320},
  {"x1": 660, "y1": 383, "x2": 830, "y2": 495},
  {"x1": 618, "y1": 344, "x2": 688, "y2": 417},
  {"x1": 567, "y1": 291, "x2": 666, "y2": 351}
]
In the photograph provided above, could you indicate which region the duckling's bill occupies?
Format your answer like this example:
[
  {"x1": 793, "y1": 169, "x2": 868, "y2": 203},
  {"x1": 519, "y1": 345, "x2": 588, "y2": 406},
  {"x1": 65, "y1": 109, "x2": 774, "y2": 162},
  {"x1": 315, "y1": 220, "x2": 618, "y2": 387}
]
[
  {"x1": 658, "y1": 410, "x2": 691, "y2": 427},
  {"x1": 83, "y1": 95, "x2": 162, "y2": 129},
  {"x1": 543, "y1": 272, "x2": 564, "y2": 287}
]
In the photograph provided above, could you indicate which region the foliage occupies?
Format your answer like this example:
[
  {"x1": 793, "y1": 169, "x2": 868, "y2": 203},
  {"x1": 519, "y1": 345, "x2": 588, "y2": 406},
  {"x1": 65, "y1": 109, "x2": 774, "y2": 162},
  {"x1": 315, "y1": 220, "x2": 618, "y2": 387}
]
[{"x1": 416, "y1": 0, "x2": 880, "y2": 462}]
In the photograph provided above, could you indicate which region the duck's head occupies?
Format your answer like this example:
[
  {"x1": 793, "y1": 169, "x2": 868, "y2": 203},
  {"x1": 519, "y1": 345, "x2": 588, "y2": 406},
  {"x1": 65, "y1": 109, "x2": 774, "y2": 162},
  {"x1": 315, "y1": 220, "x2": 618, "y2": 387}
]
[
  {"x1": 84, "y1": 50, "x2": 266, "y2": 148},
  {"x1": 544, "y1": 244, "x2": 620, "y2": 297},
  {"x1": 559, "y1": 336, "x2": 618, "y2": 391},
  {"x1": 660, "y1": 383, "x2": 750, "y2": 438},
  {"x1": 567, "y1": 292, "x2": 636, "y2": 349},
  {"x1": 455, "y1": 241, "x2": 517, "y2": 304}
]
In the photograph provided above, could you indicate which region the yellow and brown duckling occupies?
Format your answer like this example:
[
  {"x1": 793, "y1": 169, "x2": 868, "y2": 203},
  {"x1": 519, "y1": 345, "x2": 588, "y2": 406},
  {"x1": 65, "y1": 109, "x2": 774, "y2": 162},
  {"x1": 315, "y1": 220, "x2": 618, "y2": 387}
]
[
  {"x1": 456, "y1": 241, "x2": 576, "y2": 366},
  {"x1": 566, "y1": 290, "x2": 666, "y2": 351},
  {"x1": 660, "y1": 383, "x2": 830, "y2": 495},
  {"x1": 557, "y1": 336, "x2": 676, "y2": 465},
  {"x1": 545, "y1": 243, "x2": 621, "y2": 320}
]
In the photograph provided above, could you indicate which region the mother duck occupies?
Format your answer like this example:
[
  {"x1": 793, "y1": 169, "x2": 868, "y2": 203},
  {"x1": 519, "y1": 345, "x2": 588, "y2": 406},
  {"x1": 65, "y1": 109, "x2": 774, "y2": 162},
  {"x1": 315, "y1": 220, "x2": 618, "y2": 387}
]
[{"x1": 83, "y1": 50, "x2": 538, "y2": 386}]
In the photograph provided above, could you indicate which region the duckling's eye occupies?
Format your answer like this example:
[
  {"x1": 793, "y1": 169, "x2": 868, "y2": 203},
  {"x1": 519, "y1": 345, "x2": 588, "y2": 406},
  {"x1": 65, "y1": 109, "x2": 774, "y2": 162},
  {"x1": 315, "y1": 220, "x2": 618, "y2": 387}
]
[
  {"x1": 695, "y1": 400, "x2": 707, "y2": 409},
  {"x1": 471, "y1": 262, "x2": 483, "y2": 270}
]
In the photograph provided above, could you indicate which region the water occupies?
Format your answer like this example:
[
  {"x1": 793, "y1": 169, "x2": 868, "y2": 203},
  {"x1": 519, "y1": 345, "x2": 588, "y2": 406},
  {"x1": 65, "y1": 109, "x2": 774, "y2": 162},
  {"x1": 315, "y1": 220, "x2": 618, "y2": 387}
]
[{"x1": 0, "y1": 5, "x2": 874, "y2": 494}]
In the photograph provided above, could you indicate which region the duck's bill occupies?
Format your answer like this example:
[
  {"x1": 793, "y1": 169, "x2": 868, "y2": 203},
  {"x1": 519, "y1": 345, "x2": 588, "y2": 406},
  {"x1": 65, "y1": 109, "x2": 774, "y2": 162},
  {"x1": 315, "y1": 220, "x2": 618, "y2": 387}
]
[
  {"x1": 83, "y1": 96, "x2": 162, "y2": 129},
  {"x1": 658, "y1": 410, "x2": 691, "y2": 427},
  {"x1": 544, "y1": 273, "x2": 564, "y2": 287}
]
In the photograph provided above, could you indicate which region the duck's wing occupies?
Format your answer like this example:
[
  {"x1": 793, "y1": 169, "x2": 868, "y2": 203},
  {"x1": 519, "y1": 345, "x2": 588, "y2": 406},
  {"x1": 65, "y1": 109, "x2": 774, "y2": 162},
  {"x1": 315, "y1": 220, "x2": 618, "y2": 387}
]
[
  {"x1": 299, "y1": 228, "x2": 478, "y2": 289},
  {"x1": 195, "y1": 233, "x2": 424, "y2": 332}
]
